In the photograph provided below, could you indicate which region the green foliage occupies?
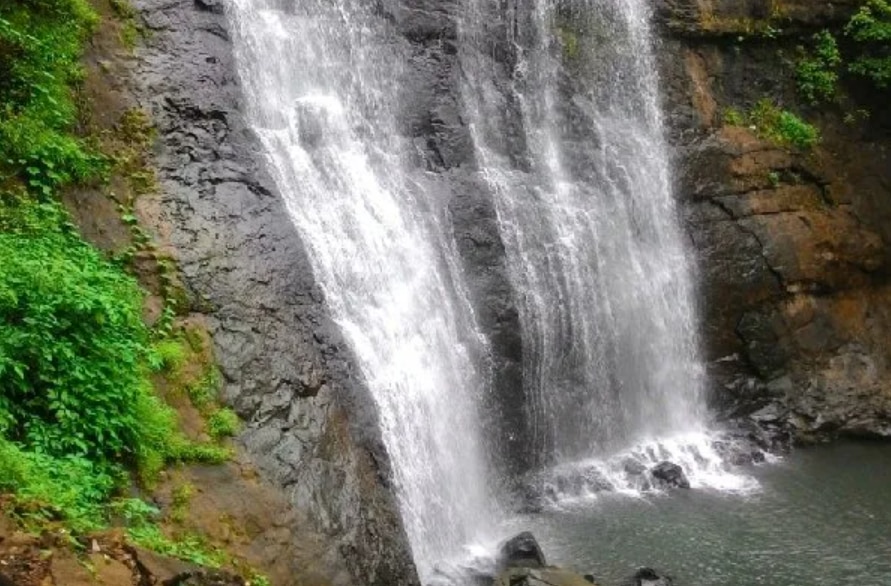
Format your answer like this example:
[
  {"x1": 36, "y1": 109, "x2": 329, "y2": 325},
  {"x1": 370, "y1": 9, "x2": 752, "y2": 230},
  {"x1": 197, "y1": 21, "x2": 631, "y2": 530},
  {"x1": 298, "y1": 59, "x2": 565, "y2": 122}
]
[
  {"x1": 128, "y1": 524, "x2": 227, "y2": 568},
  {"x1": 0, "y1": 439, "x2": 117, "y2": 532},
  {"x1": 207, "y1": 409, "x2": 240, "y2": 440},
  {"x1": 796, "y1": 30, "x2": 841, "y2": 104},
  {"x1": 749, "y1": 99, "x2": 820, "y2": 148},
  {"x1": 169, "y1": 441, "x2": 231, "y2": 465},
  {"x1": 248, "y1": 573, "x2": 272, "y2": 586},
  {"x1": 187, "y1": 367, "x2": 223, "y2": 412},
  {"x1": 724, "y1": 99, "x2": 819, "y2": 149},
  {"x1": 845, "y1": 0, "x2": 891, "y2": 88},
  {"x1": 151, "y1": 338, "x2": 188, "y2": 373},
  {"x1": 723, "y1": 107, "x2": 745, "y2": 126},
  {"x1": 0, "y1": 2, "x2": 234, "y2": 573},
  {"x1": 0, "y1": 189, "x2": 74, "y2": 234},
  {"x1": 0, "y1": 229, "x2": 176, "y2": 468},
  {"x1": 0, "y1": 1, "x2": 107, "y2": 194}
]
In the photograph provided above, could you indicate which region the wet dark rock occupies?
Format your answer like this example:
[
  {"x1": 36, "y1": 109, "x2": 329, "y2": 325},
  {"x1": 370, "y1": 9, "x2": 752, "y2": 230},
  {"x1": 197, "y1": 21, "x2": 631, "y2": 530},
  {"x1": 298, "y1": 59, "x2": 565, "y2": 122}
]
[
  {"x1": 498, "y1": 532, "x2": 547, "y2": 571},
  {"x1": 129, "y1": 0, "x2": 418, "y2": 584},
  {"x1": 650, "y1": 462, "x2": 690, "y2": 490},
  {"x1": 496, "y1": 567, "x2": 599, "y2": 586},
  {"x1": 657, "y1": 0, "x2": 891, "y2": 442},
  {"x1": 623, "y1": 567, "x2": 673, "y2": 586},
  {"x1": 130, "y1": 546, "x2": 199, "y2": 584},
  {"x1": 193, "y1": 0, "x2": 224, "y2": 14},
  {"x1": 169, "y1": 570, "x2": 246, "y2": 586},
  {"x1": 623, "y1": 458, "x2": 647, "y2": 476}
]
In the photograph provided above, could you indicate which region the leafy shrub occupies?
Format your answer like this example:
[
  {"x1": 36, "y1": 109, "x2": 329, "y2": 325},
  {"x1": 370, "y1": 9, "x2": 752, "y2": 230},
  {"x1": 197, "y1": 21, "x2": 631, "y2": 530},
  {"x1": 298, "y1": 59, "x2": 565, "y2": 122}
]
[
  {"x1": 0, "y1": 229, "x2": 177, "y2": 468},
  {"x1": 128, "y1": 524, "x2": 227, "y2": 568},
  {"x1": 0, "y1": 2, "x2": 106, "y2": 195},
  {"x1": 151, "y1": 338, "x2": 188, "y2": 373},
  {"x1": 845, "y1": 0, "x2": 891, "y2": 88},
  {"x1": 0, "y1": 439, "x2": 117, "y2": 531},
  {"x1": 751, "y1": 100, "x2": 820, "y2": 148},
  {"x1": 723, "y1": 99, "x2": 819, "y2": 149},
  {"x1": 723, "y1": 107, "x2": 746, "y2": 126},
  {"x1": 796, "y1": 30, "x2": 842, "y2": 104},
  {"x1": 207, "y1": 409, "x2": 240, "y2": 440}
]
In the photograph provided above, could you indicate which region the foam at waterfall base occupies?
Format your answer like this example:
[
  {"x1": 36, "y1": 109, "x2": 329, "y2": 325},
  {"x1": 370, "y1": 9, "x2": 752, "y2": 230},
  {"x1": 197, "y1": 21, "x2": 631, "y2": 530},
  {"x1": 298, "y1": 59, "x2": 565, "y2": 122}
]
[{"x1": 534, "y1": 431, "x2": 769, "y2": 506}]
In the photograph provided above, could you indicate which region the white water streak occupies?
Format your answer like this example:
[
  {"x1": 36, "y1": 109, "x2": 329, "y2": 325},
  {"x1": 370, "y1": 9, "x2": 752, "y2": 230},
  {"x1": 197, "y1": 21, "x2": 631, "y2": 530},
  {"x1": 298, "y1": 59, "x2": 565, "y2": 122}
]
[
  {"x1": 225, "y1": 0, "x2": 499, "y2": 580},
  {"x1": 462, "y1": 0, "x2": 709, "y2": 462}
]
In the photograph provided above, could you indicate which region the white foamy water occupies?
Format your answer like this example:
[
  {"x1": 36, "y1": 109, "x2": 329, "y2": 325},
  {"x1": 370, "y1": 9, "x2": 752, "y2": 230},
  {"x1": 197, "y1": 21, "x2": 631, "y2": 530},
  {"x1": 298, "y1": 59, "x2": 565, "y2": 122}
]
[
  {"x1": 539, "y1": 432, "x2": 764, "y2": 506},
  {"x1": 461, "y1": 0, "x2": 717, "y2": 473},
  {"x1": 226, "y1": 0, "x2": 500, "y2": 581}
]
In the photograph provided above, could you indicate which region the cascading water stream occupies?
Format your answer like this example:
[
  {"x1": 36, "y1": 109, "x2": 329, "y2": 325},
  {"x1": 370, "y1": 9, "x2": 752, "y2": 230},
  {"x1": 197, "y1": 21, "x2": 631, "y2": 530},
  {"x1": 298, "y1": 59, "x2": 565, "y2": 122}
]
[
  {"x1": 224, "y1": 0, "x2": 499, "y2": 580},
  {"x1": 225, "y1": 0, "x2": 757, "y2": 581},
  {"x1": 460, "y1": 0, "x2": 744, "y2": 490}
]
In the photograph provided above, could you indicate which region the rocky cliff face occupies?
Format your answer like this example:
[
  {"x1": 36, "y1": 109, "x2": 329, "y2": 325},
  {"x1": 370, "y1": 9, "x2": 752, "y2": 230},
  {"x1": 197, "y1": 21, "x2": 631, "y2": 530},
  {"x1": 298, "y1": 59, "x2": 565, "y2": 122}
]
[
  {"x1": 129, "y1": 1, "x2": 418, "y2": 584},
  {"x1": 655, "y1": 0, "x2": 891, "y2": 439},
  {"x1": 124, "y1": 0, "x2": 891, "y2": 582}
]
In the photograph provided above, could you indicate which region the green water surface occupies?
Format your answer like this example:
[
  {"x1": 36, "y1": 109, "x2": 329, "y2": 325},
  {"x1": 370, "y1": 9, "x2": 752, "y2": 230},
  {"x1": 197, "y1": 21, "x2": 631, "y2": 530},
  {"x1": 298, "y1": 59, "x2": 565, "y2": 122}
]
[{"x1": 522, "y1": 442, "x2": 891, "y2": 585}]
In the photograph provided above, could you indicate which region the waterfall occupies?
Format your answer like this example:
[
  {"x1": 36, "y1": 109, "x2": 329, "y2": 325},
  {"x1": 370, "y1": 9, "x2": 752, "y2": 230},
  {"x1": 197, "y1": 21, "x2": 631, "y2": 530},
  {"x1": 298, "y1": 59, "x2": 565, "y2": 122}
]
[
  {"x1": 461, "y1": 0, "x2": 709, "y2": 466},
  {"x1": 224, "y1": 0, "x2": 752, "y2": 582},
  {"x1": 224, "y1": 0, "x2": 499, "y2": 580}
]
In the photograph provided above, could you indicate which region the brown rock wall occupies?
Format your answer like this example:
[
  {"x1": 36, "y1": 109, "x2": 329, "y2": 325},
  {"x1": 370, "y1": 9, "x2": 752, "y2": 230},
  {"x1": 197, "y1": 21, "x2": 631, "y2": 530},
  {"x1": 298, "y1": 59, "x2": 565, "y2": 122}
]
[{"x1": 658, "y1": 0, "x2": 891, "y2": 438}]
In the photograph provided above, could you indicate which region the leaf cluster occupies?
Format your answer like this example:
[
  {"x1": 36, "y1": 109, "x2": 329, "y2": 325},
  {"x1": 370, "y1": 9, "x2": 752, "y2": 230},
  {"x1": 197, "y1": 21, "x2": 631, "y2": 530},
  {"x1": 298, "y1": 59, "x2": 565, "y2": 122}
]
[
  {"x1": 0, "y1": 0, "x2": 106, "y2": 197},
  {"x1": 794, "y1": 0, "x2": 891, "y2": 102},
  {"x1": 0, "y1": 231, "x2": 156, "y2": 458},
  {"x1": 796, "y1": 31, "x2": 842, "y2": 104},
  {"x1": 723, "y1": 99, "x2": 820, "y2": 150},
  {"x1": 846, "y1": 0, "x2": 891, "y2": 88},
  {"x1": 0, "y1": 0, "x2": 231, "y2": 545}
]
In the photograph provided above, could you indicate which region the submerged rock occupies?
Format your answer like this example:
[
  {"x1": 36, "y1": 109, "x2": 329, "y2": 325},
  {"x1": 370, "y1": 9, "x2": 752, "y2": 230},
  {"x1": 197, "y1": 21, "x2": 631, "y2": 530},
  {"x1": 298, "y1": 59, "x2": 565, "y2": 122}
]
[
  {"x1": 498, "y1": 532, "x2": 547, "y2": 570},
  {"x1": 496, "y1": 567, "x2": 600, "y2": 586},
  {"x1": 623, "y1": 567, "x2": 673, "y2": 586},
  {"x1": 650, "y1": 461, "x2": 691, "y2": 489}
]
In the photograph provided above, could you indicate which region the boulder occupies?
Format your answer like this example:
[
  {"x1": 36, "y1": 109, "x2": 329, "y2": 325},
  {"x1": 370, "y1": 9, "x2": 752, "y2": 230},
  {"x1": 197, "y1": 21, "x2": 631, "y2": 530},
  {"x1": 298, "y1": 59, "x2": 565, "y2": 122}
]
[
  {"x1": 650, "y1": 462, "x2": 690, "y2": 489},
  {"x1": 623, "y1": 567, "x2": 673, "y2": 586},
  {"x1": 497, "y1": 532, "x2": 546, "y2": 570},
  {"x1": 496, "y1": 567, "x2": 599, "y2": 586}
]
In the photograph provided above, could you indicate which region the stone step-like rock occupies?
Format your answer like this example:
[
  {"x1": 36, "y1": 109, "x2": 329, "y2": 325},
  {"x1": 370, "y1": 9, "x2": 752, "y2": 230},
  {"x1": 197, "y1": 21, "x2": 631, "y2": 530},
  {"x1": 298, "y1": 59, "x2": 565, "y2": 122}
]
[{"x1": 496, "y1": 567, "x2": 599, "y2": 586}]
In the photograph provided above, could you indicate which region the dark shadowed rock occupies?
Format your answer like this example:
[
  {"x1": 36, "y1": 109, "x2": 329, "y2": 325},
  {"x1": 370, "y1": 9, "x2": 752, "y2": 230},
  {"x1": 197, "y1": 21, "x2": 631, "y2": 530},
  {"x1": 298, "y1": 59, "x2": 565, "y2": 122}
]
[
  {"x1": 623, "y1": 567, "x2": 673, "y2": 586},
  {"x1": 656, "y1": 0, "x2": 891, "y2": 442},
  {"x1": 650, "y1": 462, "x2": 690, "y2": 489},
  {"x1": 128, "y1": 0, "x2": 418, "y2": 584},
  {"x1": 498, "y1": 532, "x2": 547, "y2": 570},
  {"x1": 496, "y1": 567, "x2": 600, "y2": 586}
]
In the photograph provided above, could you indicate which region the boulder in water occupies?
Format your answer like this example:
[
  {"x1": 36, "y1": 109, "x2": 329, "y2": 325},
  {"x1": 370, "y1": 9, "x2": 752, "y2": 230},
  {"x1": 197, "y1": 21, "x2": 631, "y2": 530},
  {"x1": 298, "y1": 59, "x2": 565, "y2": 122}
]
[
  {"x1": 623, "y1": 457, "x2": 647, "y2": 476},
  {"x1": 498, "y1": 532, "x2": 547, "y2": 570},
  {"x1": 650, "y1": 461, "x2": 690, "y2": 489},
  {"x1": 496, "y1": 567, "x2": 600, "y2": 586},
  {"x1": 623, "y1": 567, "x2": 673, "y2": 586}
]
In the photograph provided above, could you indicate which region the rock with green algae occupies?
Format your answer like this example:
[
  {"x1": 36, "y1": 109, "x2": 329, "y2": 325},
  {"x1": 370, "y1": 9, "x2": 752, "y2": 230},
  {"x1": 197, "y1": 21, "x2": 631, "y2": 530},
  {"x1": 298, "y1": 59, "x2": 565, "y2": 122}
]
[{"x1": 495, "y1": 567, "x2": 599, "y2": 586}]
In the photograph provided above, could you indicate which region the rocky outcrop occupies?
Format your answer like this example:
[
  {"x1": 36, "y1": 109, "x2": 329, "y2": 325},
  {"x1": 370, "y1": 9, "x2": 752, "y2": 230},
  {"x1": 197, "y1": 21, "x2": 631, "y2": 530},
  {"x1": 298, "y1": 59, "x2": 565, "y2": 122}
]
[
  {"x1": 128, "y1": 1, "x2": 417, "y2": 584},
  {"x1": 496, "y1": 567, "x2": 598, "y2": 586},
  {"x1": 497, "y1": 532, "x2": 547, "y2": 571},
  {"x1": 386, "y1": 0, "x2": 529, "y2": 477},
  {"x1": 622, "y1": 567, "x2": 674, "y2": 586},
  {"x1": 493, "y1": 533, "x2": 601, "y2": 586},
  {"x1": 650, "y1": 462, "x2": 691, "y2": 490},
  {"x1": 0, "y1": 525, "x2": 246, "y2": 586},
  {"x1": 656, "y1": 0, "x2": 891, "y2": 440}
]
